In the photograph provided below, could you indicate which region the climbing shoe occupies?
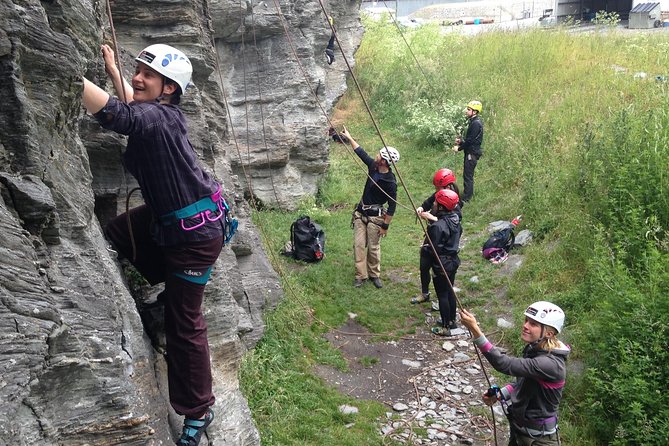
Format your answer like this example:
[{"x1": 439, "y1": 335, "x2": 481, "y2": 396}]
[
  {"x1": 177, "y1": 408, "x2": 214, "y2": 446},
  {"x1": 448, "y1": 321, "x2": 459, "y2": 330},
  {"x1": 370, "y1": 277, "x2": 383, "y2": 289},
  {"x1": 431, "y1": 326, "x2": 455, "y2": 337},
  {"x1": 410, "y1": 293, "x2": 430, "y2": 304}
]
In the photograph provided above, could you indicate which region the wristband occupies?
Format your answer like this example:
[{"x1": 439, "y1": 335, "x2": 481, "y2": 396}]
[{"x1": 380, "y1": 223, "x2": 389, "y2": 230}]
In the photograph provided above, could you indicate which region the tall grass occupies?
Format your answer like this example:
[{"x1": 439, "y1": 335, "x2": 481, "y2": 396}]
[{"x1": 241, "y1": 18, "x2": 669, "y2": 445}]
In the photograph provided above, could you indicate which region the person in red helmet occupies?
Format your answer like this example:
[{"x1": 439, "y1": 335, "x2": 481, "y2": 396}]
[
  {"x1": 82, "y1": 44, "x2": 225, "y2": 446},
  {"x1": 460, "y1": 302, "x2": 570, "y2": 445},
  {"x1": 411, "y1": 168, "x2": 461, "y2": 307},
  {"x1": 416, "y1": 189, "x2": 462, "y2": 336}
]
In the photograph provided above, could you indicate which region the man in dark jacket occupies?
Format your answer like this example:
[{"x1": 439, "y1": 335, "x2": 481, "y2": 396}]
[
  {"x1": 340, "y1": 126, "x2": 398, "y2": 289},
  {"x1": 453, "y1": 100, "x2": 484, "y2": 203}
]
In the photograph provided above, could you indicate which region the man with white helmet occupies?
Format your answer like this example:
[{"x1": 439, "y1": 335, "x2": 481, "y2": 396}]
[
  {"x1": 340, "y1": 126, "x2": 398, "y2": 289},
  {"x1": 82, "y1": 44, "x2": 226, "y2": 446},
  {"x1": 453, "y1": 100, "x2": 484, "y2": 203},
  {"x1": 460, "y1": 302, "x2": 570, "y2": 445}
]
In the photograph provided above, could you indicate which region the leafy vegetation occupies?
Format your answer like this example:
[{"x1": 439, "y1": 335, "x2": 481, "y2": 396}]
[{"x1": 240, "y1": 17, "x2": 669, "y2": 446}]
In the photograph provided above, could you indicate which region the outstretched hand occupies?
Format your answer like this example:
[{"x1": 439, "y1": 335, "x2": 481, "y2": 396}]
[
  {"x1": 460, "y1": 309, "x2": 483, "y2": 338},
  {"x1": 101, "y1": 44, "x2": 118, "y2": 77},
  {"x1": 341, "y1": 125, "x2": 352, "y2": 141},
  {"x1": 340, "y1": 126, "x2": 359, "y2": 149}
]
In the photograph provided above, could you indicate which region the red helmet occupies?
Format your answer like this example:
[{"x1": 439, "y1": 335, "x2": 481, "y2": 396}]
[
  {"x1": 433, "y1": 168, "x2": 456, "y2": 187},
  {"x1": 435, "y1": 189, "x2": 459, "y2": 211}
]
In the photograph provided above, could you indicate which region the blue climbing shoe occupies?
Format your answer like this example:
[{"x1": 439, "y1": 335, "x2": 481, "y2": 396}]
[{"x1": 177, "y1": 408, "x2": 214, "y2": 446}]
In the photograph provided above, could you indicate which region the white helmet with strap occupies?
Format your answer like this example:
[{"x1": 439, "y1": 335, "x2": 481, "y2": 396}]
[
  {"x1": 135, "y1": 44, "x2": 192, "y2": 94},
  {"x1": 379, "y1": 146, "x2": 400, "y2": 163},
  {"x1": 524, "y1": 301, "x2": 565, "y2": 333}
]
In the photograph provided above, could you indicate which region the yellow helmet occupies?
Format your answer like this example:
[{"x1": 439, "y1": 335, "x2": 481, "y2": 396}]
[{"x1": 466, "y1": 100, "x2": 482, "y2": 113}]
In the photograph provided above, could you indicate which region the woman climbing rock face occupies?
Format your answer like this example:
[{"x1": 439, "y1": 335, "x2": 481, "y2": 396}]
[
  {"x1": 82, "y1": 44, "x2": 225, "y2": 446},
  {"x1": 460, "y1": 302, "x2": 570, "y2": 446}
]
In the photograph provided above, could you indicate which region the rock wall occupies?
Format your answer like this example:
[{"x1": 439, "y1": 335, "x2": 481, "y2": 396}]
[{"x1": 0, "y1": 0, "x2": 362, "y2": 445}]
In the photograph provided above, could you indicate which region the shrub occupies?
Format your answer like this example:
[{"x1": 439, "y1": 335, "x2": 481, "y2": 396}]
[
  {"x1": 405, "y1": 98, "x2": 466, "y2": 144},
  {"x1": 592, "y1": 10, "x2": 621, "y2": 26}
]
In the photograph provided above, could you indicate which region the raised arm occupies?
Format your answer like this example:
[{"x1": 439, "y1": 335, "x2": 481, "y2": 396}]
[
  {"x1": 102, "y1": 44, "x2": 133, "y2": 103},
  {"x1": 82, "y1": 78, "x2": 110, "y2": 114}
]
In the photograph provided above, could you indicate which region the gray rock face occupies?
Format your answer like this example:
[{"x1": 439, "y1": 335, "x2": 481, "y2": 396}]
[{"x1": 0, "y1": 0, "x2": 361, "y2": 445}]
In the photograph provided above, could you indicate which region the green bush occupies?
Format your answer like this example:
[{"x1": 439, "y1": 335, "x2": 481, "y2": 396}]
[
  {"x1": 406, "y1": 98, "x2": 466, "y2": 144},
  {"x1": 592, "y1": 10, "x2": 621, "y2": 26}
]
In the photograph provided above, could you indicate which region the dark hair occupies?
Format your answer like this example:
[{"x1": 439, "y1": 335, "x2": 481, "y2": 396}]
[
  {"x1": 446, "y1": 182, "x2": 461, "y2": 199},
  {"x1": 164, "y1": 78, "x2": 182, "y2": 105}
]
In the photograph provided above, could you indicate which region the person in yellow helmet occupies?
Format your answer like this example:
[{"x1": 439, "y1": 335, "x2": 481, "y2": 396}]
[{"x1": 453, "y1": 100, "x2": 483, "y2": 203}]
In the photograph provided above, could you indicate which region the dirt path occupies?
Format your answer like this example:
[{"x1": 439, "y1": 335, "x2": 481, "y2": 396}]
[{"x1": 314, "y1": 249, "x2": 526, "y2": 445}]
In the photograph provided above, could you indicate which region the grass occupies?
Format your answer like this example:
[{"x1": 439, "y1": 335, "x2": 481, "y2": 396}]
[{"x1": 240, "y1": 19, "x2": 669, "y2": 446}]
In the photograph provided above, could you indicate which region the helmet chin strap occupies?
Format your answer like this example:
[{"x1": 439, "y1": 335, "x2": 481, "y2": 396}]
[
  {"x1": 156, "y1": 76, "x2": 172, "y2": 103},
  {"x1": 529, "y1": 324, "x2": 547, "y2": 348}
]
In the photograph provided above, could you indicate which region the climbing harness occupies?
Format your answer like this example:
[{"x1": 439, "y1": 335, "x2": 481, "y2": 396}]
[
  {"x1": 159, "y1": 185, "x2": 222, "y2": 230},
  {"x1": 158, "y1": 184, "x2": 238, "y2": 241},
  {"x1": 358, "y1": 203, "x2": 384, "y2": 217}
]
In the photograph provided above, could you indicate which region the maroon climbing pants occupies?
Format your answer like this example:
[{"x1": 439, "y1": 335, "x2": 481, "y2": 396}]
[{"x1": 105, "y1": 205, "x2": 223, "y2": 418}]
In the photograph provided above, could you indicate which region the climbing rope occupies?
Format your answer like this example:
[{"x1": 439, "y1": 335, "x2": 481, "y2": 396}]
[
  {"x1": 104, "y1": 0, "x2": 139, "y2": 262},
  {"x1": 378, "y1": 0, "x2": 433, "y2": 87},
  {"x1": 249, "y1": 2, "x2": 282, "y2": 206},
  {"x1": 315, "y1": 2, "x2": 500, "y2": 443}
]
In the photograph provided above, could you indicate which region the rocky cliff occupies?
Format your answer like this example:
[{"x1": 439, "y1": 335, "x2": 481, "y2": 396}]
[{"x1": 0, "y1": 0, "x2": 362, "y2": 444}]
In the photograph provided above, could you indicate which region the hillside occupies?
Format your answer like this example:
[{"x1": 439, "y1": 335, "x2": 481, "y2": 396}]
[{"x1": 243, "y1": 17, "x2": 669, "y2": 446}]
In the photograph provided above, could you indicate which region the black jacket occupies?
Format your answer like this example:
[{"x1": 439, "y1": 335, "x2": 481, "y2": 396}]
[
  {"x1": 460, "y1": 115, "x2": 483, "y2": 157},
  {"x1": 422, "y1": 210, "x2": 461, "y2": 272},
  {"x1": 355, "y1": 147, "x2": 397, "y2": 216}
]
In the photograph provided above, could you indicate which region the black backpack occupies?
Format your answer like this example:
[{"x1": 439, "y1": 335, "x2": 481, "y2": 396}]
[
  {"x1": 482, "y1": 226, "x2": 515, "y2": 260},
  {"x1": 288, "y1": 216, "x2": 325, "y2": 262}
]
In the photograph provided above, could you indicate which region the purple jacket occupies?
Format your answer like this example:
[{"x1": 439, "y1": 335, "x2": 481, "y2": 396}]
[{"x1": 95, "y1": 97, "x2": 223, "y2": 246}]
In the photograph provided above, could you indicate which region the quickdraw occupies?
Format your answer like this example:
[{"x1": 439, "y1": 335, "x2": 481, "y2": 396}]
[{"x1": 220, "y1": 197, "x2": 238, "y2": 244}]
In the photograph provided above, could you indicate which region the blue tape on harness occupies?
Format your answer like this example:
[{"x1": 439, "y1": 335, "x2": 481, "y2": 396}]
[{"x1": 159, "y1": 198, "x2": 219, "y2": 226}]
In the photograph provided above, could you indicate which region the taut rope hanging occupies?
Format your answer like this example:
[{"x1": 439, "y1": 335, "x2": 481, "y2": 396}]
[
  {"x1": 315, "y1": 2, "x2": 500, "y2": 443},
  {"x1": 249, "y1": 0, "x2": 281, "y2": 206},
  {"x1": 104, "y1": 0, "x2": 139, "y2": 262}
]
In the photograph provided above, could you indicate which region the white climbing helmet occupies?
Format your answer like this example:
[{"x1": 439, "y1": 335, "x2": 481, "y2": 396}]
[
  {"x1": 524, "y1": 301, "x2": 565, "y2": 333},
  {"x1": 379, "y1": 146, "x2": 400, "y2": 163},
  {"x1": 135, "y1": 44, "x2": 192, "y2": 94}
]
